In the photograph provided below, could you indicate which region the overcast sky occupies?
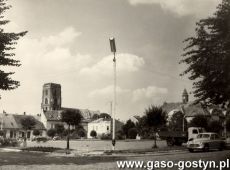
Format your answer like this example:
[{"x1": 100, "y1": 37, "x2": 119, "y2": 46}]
[{"x1": 1, "y1": 0, "x2": 221, "y2": 120}]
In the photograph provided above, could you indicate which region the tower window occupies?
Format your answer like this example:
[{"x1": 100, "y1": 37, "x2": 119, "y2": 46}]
[
  {"x1": 45, "y1": 90, "x2": 48, "y2": 95},
  {"x1": 45, "y1": 98, "x2": 48, "y2": 104}
]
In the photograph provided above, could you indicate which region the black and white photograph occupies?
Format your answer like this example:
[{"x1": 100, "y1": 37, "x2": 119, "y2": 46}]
[{"x1": 0, "y1": 0, "x2": 229, "y2": 169}]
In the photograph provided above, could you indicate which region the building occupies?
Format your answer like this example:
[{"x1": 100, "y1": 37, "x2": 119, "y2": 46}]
[
  {"x1": 0, "y1": 113, "x2": 46, "y2": 139},
  {"x1": 40, "y1": 83, "x2": 100, "y2": 134},
  {"x1": 87, "y1": 118, "x2": 124, "y2": 138}
]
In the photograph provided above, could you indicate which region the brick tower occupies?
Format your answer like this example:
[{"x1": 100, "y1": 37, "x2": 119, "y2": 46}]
[{"x1": 41, "y1": 83, "x2": 61, "y2": 111}]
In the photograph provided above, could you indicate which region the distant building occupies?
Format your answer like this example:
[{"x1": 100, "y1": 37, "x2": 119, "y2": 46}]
[
  {"x1": 40, "y1": 83, "x2": 100, "y2": 135},
  {"x1": 162, "y1": 89, "x2": 225, "y2": 123},
  {"x1": 87, "y1": 118, "x2": 124, "y2": 138},
  {"x1": 0, "y1": 113, "x2": 46, "y2": 139}
]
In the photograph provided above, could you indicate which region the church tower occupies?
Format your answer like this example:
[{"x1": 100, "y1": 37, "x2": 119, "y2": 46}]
[
  {"x1": 41, "y1": 83, "x2": 61, "y2": 111},
  {"x1": 182, "y1": 89, "x2": 189, "y2": 104}
]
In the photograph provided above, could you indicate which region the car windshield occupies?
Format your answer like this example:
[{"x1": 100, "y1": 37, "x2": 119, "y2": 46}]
[{"x1": 197, "y1": 134, "x2": 210, "y2": 138}]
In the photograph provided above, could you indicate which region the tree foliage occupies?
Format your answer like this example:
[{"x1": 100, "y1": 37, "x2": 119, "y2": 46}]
[
  {"x1": 0, "y1": 0, "x2": 27, "y2": 90},
  {"x1": 180, "y1": 0, "x2": 230, "y2": 107},
  {"x1": 189, "y1": 115, "x2": 208, "y2": 130},
  {"x1": 207, "y1": 120, "x2": 223, "y2": 133},
  {"x1": 122, "y1": 119, "x2": 136, "y2": 138},
  {"x1": 61, "y1": 109, "x2": 82, "y2": 150},
  {"x1": 167, "y1": 111, "x2": 184, "y2": 131},
  {"x1": 61, "y1": 109, "x2": 82, "y2": 126},
  {"x1": 128, "y1": 128, "x2": 138, "y2": 139},
  {"x1": 144, "y1": 105, "x2": 167, "y2": 148},
  {"x1": 20, "y1": 117, "x2": 36, "y2": 131}
]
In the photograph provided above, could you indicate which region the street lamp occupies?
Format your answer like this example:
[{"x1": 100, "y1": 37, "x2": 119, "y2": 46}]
[{"x1": 109, "y1": 37, "x2": 116, "y2": 150}]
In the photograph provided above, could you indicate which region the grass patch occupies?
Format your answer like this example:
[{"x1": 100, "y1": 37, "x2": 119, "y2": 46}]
[{"x1": 21, "y1": 146, "x2": 63, "y2": 153}]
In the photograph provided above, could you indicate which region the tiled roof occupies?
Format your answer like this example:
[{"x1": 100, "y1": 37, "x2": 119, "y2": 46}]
[
  {"x1": 162, "y1": 102, "x2": 183, "y2": 113},
  {"x1": 44, "y1": 107, "x2": 100, "y2": 121}
]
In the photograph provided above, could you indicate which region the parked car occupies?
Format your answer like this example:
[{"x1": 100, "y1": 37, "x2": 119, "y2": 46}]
[
  {"x1": 34, "y1": 136, "x2": 48, "y2": 142},
  {"x1": 187, "y1": 132, "x2": 225, "y2": 152}
]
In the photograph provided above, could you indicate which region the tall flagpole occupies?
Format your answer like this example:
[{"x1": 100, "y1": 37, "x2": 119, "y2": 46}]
[{"x1": 109, "y1": 37, "x2": 116, "y2": 150}]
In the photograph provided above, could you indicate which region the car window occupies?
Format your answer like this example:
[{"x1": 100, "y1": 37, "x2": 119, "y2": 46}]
[
  {"x1": 210, "y1": 134, "x2": 215, "y2": 140},
  {"x1": 192, "y1": 129, "x2": 198, "y2": 134}
]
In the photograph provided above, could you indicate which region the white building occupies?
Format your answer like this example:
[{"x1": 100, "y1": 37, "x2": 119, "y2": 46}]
[{"x1": 87, "y1": 118, "x2": 111, "y2": 138}]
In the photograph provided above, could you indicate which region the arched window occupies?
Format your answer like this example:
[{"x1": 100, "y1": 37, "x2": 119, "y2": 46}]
[{"x1": 45, "y1": 98, "x2": 48, "y2": 104}]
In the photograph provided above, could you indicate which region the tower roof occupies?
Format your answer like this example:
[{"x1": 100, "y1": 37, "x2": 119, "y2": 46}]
[{"x1": 182, "y1": 89, "x2": 188, "y2": 96}]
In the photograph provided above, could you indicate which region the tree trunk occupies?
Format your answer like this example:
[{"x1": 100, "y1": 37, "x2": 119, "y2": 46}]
[
  {"x1": 67, "y1": 124, "x2": 70, "y2": 150},
  {"x1": 152, "y1": 132, "x2": 157, "y2": 148}
]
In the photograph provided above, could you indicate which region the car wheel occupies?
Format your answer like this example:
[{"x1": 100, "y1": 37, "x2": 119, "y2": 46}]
[
  {"x1": 203, "y1": 144, "x2": 209, "y2": 152},
  {"x1": 188, "y1": 149, "x2": 194, "y2": 152}
]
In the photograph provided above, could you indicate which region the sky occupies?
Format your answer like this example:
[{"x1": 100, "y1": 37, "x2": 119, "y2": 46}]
[{"x1": 1, "y1": 0, "x2": 221, "y2": 121}]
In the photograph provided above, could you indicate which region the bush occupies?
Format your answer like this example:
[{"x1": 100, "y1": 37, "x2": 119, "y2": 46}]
[
  {"x1": 33, "y1": 129, "x2": 40, "y2": 136},
  {"x1": 21, "y1": 146, "x2": 61, "y2": 152},
  {"x1": 101, "y1": 133, "x2": 111, "y2": 140},
  {"x1": 0, "y1": 138, "x2": 20, "y2": 147},
  {"x1": 47, "y1": 129, "x2": 56, "y2": 138},
  {"x1": 78, "y1": 129, "x2": 86, "y2": 138},
  {"x1": 128, "y1": 128, "x2": 138, "y2": 139},
  {"x1": 90, "y1": 130, "x2": 97, "y2": 138}
]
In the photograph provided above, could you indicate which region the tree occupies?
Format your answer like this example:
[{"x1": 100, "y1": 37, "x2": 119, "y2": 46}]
[
  {"x1": 167, "y1": 111, "x2": 184, "y2": 131},
  {"x1": 0, "y1": 130, "x2": 4, "y2": 136},
  {"x1": 122, "y1": 119, "x2": 136, "y2": 138},
  {"x1": 189, "y1": 115, "x2": 208, "y2": 130},
  {"x1": 32, "y1": 129, "x2": 40, "y2": 137},
  {"x1": 99, "y1": 113, "x2": 111, "y2": 119},
  {"x1": 20, "y1": 117, "x2": 36, "y2": 147},
  {"x1": 0, "y1": 0, "x2": 27, "y2": 91},
  {"x1": 78, "y1": 129, "x2": 86, "y2": 138},
  {"x1": 144, "y1": 105, "x2": 167, "y2": 148},
  {"x1": 61, "y1": 109, "x2": 82, "y2": 150},
  {"x1": 128, "y1": 128, "x2": 138, "y2": 139},
  {"x1": 207, "y1": 120, "x2": 223, "y2": 134},
  {"x1": 180, "y1": 0, "x2": 230, "y2": 108},
  {"x1": 55, "y1": 124, "x2": 65, "y2": 137},
  {"x1": 90, "y1": 130, "x2": 97, "y2": 138}
]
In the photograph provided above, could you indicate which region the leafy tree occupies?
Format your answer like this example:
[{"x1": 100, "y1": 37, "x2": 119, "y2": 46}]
[
  {"x1": 128, "y1": 128, "x2": 138, "y2": 139},
  {"x1": 144, "y1": 105, "x2": 167, "y2": 148},
  {"x1": 99, "y1": 113, "x2": 111, "y2": 119},
  {"x1": 122, "y1": 119, "x2": 136, "y2": 138},
  {"x1": 32, "y1": 129, "x2": 40, "y2": 137},
  {"x1": 20, "y1": 117, "x2": 36, "y2": 147},
  {"x1": 92, "y1": 114, "x2": 99, "y2": 120},
  {"x1": 189, "y1": 115, "x2": 208, "y2": 130},
  {"x1": 61, "y1": 109, "x2": 82, "y2": 150},
  {"x1": 90, "y1": 130, "x2": 97, "y2": 138},
  {"x1": 47, "y1": 129, "x2": 56, "y2": 138},
  {"x1": 136, "y1": 115, "x2": 150, "y2": 139},
  {"x1": 55, "y1": 124, "x2": 65, "y2": 137},
  {"x1": 180, "y1": 0, "x2": 230, "y2": 108},
  {"x1": 167, "y1": 111, "x2": 185, "y2": 131},
  {"x1": 0, "y1": 130, "x2": 4, "y2": 136},
  {"x1": 0, "y1": 0, "x2": 27, "y2": 90},
  {"x1": 207, "y1": 120, "x2": 223, "y2": 134}
]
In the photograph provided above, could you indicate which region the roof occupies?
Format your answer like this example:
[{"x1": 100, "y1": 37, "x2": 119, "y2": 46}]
[
  {"x1": 0, "y1": 114, "x2": 19, "y2": 129},
  {"x1": 0, "y1": 113, "x2": 45, "y2": 130},
  {"x1": 44, "y1": 107, "x2": 100, "y2": 121},
  {"x1": 183, "y1": 103, "x2": 210, "y2": 117},
  {"x1": 162, "y1": 102, "x2": 183, "y2": 113},
  {"x1": 13, "y1": 115, "x2": 46, "y2": 130},
  {"x1": 90, "y1": 118, "x2": 111, "y2": 123},
  {"x1": 162, "y1": 101, "x2": 210, "y2": 118}
]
